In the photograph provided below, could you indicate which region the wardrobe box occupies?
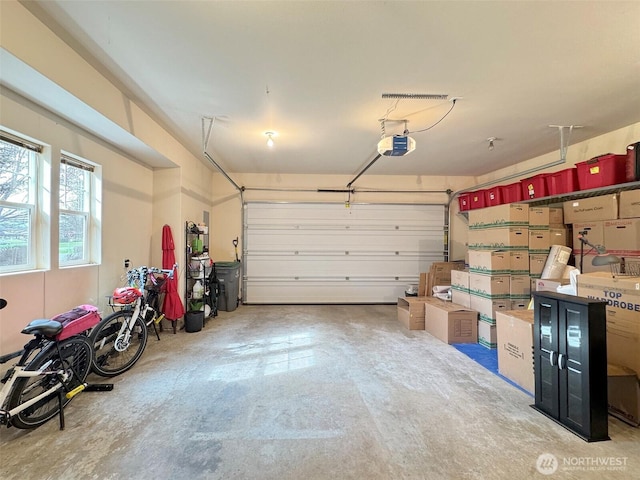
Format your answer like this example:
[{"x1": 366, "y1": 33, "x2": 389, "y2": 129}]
[
  {"x1": 577, "y1": 273, "x2": 640, "y2": 375},
  {"x1": 608, "y1": 364, "x2": 640, "y2": 427},
  {"x1": 424, "y1": 302, "x2": 478, "y2": 344},
  {"x1": 496, "y1": 310, "x2": 535, "y2": 394}
]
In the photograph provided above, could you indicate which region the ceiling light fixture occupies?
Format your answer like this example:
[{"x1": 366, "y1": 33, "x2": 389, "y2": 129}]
[
  {"x1": 487, "y1": 137, "x2": 497, "y2": 151},
  {"x1": 265, "y1": 131, "x2": 275, "y2": 148}
]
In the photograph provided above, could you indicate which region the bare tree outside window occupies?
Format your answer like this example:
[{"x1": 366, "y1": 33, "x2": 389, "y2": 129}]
[
  {"x1": 0, "y1": 140, "x2": 34, "y2": 268},
  {"x1": 59, "y1": 159, "x2": 90, "y2": 264}
]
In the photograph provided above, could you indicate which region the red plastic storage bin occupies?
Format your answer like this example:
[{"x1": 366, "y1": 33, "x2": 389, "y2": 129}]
[
  {"x1": 546, "y1": 168, "x2": 579, "y2": 195},
  {"x1": 458, "y1": 193, "x2": 471, "y2": 211},
  {"x1": 521, "y1": 174, "x2": 549, "y2": 199},
  {"x1": 469, "y1": 189, "x2": 487, "y2": 209},
  {"x1": 485, "y1": 186, "x2": 503, "y2": 206},
  {"x1": 499, "y1": 183, "x2": 523, "y2": 203},
  {"x1": 576, "y1": 154, "x2": 628, "y2": 190}
]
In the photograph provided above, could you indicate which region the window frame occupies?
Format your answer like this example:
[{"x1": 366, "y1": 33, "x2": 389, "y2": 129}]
[
  {"x1": 0, "y1": 132, "x2": 42, "y2": 273},
  {"x1": 58, "y1": 153, "x2": 99, "y2": 268}
]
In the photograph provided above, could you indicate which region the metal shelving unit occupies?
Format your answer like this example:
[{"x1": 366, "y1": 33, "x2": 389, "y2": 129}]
[{"x1": 457, "y1": 181, "x2": 640, "y2": 222}]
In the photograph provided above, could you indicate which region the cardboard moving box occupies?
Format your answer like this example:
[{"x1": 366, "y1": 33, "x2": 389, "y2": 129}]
[
  {"x1": 468, "y1": 227, "x2": 529, "y2": 250},
  {"x1": 577, "y1": 272, "x2": 640, "y2": 375},
  {"x1": 529, "y1": 207, "x2": 551, "y2": 228},
  {"x1": 563, "y1": 194, "x2": 618, "y2": 224},
  {"x1": 619, "y1": 189, "x2": 640, "y2": 219},
  {"x1": 425, "y1": 302, "x2": 478, "y2": 344},
  {"x1": 470, "y1": 295, "x2": 510, "y2": 324},
  {"x1": 510, "y1": 250, "x2": 530, "y2": 274},
  {"x1": 478, "y1": 319, "x2": 497, "y2": 349},
  {"x1": 468, "y1": 250, "x2": 510, "y2": 275},
  {"x1": 608, "y1": 364, "x2": 640, "y2": 427},
  {"x1": 535, "y1": 278, "x2": 570, "y2": 293},
  {"x1": 604, "y1": 218, "x2": 640, "y2": 256},
  {"x1": 451, "y1": 269, "x2": 470, "y2": 292},
  {"x1": 468, "y1": 203, "x2": 529, "y2": 229},
  {"x1": 469, "y1": 273, "x2": 510, "y2": 298},
  {"x1": 452, "y1": 290, "x2": 471, "y2": 309},
  {"x1": 496, "y1": 310, "x2": 535, "y2": 393},
  {"x1": 572, "y1": 221, "x2": 604, "y2": 254},
  {"x1": 528, "y1": 229, "x2": 551, "y2": 253},
  {"x1": 397, "y1": 297, "x2": 441, "y2": 330}
]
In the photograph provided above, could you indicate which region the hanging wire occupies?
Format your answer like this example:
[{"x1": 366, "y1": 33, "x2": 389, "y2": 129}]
[{"x1": 407, "y1": 99, "x2": 457, "y2": 134}]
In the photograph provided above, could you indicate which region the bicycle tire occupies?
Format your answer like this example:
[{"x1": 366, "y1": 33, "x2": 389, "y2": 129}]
[
  {"x1": 90, "y1": 310, "x2": 148, "y2": 377},
  {"x1": 7, "y1": 336, "x2": 92, "y2": 429}
]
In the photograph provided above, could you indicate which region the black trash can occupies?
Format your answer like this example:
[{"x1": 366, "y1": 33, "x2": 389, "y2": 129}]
[
  {"x1": 215, "y1": 261, "x2": 241, "y2": 312},
  {"x1": 185, "y1": 310, "x2": 204, "y2": 333}
]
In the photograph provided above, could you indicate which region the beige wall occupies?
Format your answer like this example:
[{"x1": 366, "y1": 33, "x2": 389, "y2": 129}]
[{"x1": 0, "y1": 92, "x2": 155, "y2": 353}]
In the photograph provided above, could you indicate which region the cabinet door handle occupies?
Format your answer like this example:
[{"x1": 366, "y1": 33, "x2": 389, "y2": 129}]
[
  {"x1": 548, "y1": 350, "x2": 557, "y2": 366},
  {"x1": 558, "y1": 353, "x2": 566, "y2": 370}
]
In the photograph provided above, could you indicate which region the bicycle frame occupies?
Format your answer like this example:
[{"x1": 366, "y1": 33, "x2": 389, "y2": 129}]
[
  {"x1": 0, "y1": 362, "x2": 70, "y2": 426},
  {"x1": 104, "y1": 265, "x2": 176, "y2": 349}
]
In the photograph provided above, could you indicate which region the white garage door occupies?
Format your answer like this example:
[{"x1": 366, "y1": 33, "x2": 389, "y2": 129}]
[{"x1": 243, "y1": 202, "x2": 446, "y2": 304}]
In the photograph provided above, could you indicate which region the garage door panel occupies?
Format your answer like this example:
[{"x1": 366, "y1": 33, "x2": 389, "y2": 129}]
[
  {"x1": 245, "y1": 236, "x2": 442, "y2": 252},
  {"x1": 244, "y1": 203, "x2": 445, "y2": 304},
  {"x1": 244, "y1": 280, "x2": 414, "y2": 304},
  {"x1": 245, "y1": 254, "x2": 439, "y2": 277}
]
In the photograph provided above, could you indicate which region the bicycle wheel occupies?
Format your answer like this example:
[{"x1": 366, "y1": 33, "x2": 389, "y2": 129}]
[
  {"x1": 90, "y1": 310, "x2": 148, "y2": 377},
  {"x1": 7, "y1": 336, "x2": 92, "y2": 429}
]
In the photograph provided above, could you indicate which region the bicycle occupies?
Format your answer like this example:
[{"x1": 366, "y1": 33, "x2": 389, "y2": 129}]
[
  {"x1": 89, "y1": 265, "x2": 176, "y2": 377},
  {"x1": 0, "y1": 300, "x2": 112, "y2": 430}
]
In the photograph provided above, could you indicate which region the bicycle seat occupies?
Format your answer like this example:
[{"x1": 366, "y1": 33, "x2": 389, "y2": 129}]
[{"x1": 21, "y1": 319, "x2": 64, "y2": 337}]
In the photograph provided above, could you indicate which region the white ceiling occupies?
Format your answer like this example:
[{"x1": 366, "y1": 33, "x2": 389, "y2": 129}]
[{"x1": 17, "y1": 1, "x2": 640, "y2": 177}]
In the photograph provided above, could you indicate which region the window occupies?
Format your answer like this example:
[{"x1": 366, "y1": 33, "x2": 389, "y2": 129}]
[
  {"x1": 0, "y1": 133, "x2": 40, "y2": 272},
  {"x1": 59, "y1": 155, "x2": 96, "y2": 266}
]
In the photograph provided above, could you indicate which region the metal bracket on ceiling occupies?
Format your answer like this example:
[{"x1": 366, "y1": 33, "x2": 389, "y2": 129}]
[
  {"x1": 549, "y1": 125, "x2": 583, "y2": 162},
  {"x1": 202, "y1": 116, "x2": 215, "y2": 152}
]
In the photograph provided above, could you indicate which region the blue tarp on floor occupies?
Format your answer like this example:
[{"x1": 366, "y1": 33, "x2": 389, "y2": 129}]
[{"x1": 452, "y1": 343, "x2": 533, "y2": 397}]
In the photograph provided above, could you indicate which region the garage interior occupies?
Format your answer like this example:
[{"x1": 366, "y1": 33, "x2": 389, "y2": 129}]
[{"x1": 1, "y1": 1, "x2": 640, "y2": 479}]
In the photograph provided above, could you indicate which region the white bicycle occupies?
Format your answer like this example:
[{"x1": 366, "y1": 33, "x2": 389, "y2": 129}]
[
  {"x1": 0, "y1": 300, "x2": 112, "y2": 430},
  {"x1": 89, "y1": 265, "x2": 176, "y2": 377}
]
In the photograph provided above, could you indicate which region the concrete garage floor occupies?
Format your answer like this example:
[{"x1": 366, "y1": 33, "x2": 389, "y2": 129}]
[{"x1": 1, "y1": 304, "x2": 638, "y2": 479}]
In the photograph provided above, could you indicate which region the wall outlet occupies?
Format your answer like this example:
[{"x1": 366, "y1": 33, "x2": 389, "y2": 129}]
[{"x1": 124, "y1": 259, "x2": 130, "y2": 269}]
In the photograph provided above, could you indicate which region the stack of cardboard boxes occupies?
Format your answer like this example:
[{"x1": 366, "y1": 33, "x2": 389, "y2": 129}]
[
  {"x1": 466, "y1": 204, "x2": 529, "y2": 348},
  {"x1": 397, "y1": 261, "x2": 466, "y2": 332},
  {"x1": 528, "y1": 206, "x2": 568, "y2": 284},
  {"x1": 566, "y1": 190, "x2": 640, "y2": 272}
]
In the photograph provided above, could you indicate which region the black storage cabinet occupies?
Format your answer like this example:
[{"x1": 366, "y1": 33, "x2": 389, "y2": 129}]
[{"x1": 532, "y1": 291, "x2": 609, "y2": 442}]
